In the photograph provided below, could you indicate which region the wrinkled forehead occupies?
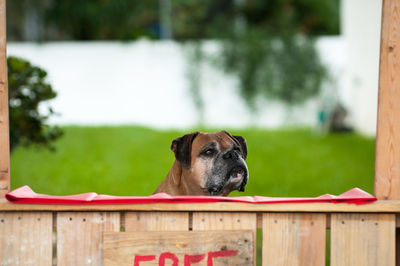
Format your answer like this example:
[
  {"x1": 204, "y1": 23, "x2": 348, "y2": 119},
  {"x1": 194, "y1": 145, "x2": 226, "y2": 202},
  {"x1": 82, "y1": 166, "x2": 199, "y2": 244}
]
[{"x1": 191, "y1": 132, "x2": 235, "y2": 154}]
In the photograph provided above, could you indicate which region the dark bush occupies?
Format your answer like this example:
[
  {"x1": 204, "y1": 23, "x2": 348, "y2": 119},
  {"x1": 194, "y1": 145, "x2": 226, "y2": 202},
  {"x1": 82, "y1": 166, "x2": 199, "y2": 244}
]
[{"x1": 8, "y1": 56, "x2": 62, "y2": 151}]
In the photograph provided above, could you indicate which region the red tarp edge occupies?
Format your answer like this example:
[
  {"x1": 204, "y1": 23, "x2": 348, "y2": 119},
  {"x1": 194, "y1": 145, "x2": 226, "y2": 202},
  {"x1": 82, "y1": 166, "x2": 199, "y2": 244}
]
[{"x1": 5, "y1": 186, "x2": 377, "y2": 205}]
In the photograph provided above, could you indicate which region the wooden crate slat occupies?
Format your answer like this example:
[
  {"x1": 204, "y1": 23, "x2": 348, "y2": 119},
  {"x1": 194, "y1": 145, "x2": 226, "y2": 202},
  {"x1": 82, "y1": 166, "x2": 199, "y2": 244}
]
[
  {"x1": 192, "y1": 212, "x2": 257, "y2": 265},
  {"x1": 262, "y1": 213, "x2": 326, "y2": 266},
  {"x1": 192, "y1": 212, "x2": 257, "y2": 231},
  {"x1": 125, "y1": 211, "x2": 189, "y2": 231},
  {"x1": 331, "y1": 213, "x2": 395, "y2": 266},
  {"x1": 192, "y1": 212, "x2": 257, "y2": 247},
  {"x1": 57, "y1": 212, "x2": 120, "y2": 266},
  {"x1": 0, "y1": 212, "x2": 52, "y2": 266}
]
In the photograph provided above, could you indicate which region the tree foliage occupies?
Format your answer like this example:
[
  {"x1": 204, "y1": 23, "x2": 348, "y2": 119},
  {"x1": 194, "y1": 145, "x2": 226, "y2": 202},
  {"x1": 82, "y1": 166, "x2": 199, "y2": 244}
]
[
  {"x1": 219, "y1": 32, "x2": 326, "y2": 107},
  {"x1": 179, "y1": 0, "x2": 334, "y2": 108},
  {"x1": 8, "y1": 56, "x2": 62, "y2": 151},
  {"x1": 44, "y1": 0, "x2": 159, "y2": 41},
  {"x1": 7, "y1": 0, "x2": 339, "y2": 41},
  {"x1": 171, "y1": 0, "x2": 339, "y2": 39},
  {"x1": 6, "y1": 0, "x2": 160, "y2": 41}
]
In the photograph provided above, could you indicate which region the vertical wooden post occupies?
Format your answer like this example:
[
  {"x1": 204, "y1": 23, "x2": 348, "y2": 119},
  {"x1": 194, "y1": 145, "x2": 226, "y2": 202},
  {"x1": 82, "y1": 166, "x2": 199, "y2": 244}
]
[
  {"x1": 0, "y1": 0, "x2": 9, "y2": 198},
  {"x1": 375, "y1": 1, "x2": 400, "y2": 264},
  {"x1": 375, "y1": 0, "x2": 400, "y2": 200}
]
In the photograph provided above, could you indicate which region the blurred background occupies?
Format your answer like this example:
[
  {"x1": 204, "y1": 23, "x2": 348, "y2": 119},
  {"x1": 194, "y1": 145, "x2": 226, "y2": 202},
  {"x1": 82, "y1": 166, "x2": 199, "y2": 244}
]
[{"x1": 7, "y1": 0, "x2": 380, "y2": 197}]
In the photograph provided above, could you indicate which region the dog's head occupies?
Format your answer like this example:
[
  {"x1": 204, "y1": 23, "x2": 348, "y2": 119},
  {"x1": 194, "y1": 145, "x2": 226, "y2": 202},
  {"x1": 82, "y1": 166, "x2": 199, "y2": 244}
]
[{"x1": 171, "y1": 131, "x2": 248, "y2": 196}]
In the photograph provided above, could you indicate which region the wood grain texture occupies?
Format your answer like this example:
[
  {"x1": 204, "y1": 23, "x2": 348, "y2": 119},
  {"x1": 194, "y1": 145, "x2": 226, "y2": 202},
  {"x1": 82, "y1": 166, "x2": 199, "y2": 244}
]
[
  {"x1": 0, "y1": 0, "x2": 9, "y2": 198},
  {"x1": 0, "y1": 212, "x2": 52, "y2": 265},
  {"x1": 331, "y1": 213, "x2": 395, "y2": 266},
  {"x1": 1, "y1": 199, "x2": 398, "y2": 213},
  {"x1": 104, "y1": 230, "x2": 253, "y2": 266},
  {"x1": 375, "y1": 0, "x2": 400, "y2": 200},
  {"x1": 192, "y1": 212, "x2": 257, "y2": 265},
  {"x1": 262, "y1": 213, "x2": 326, "y2": 266},
  {"x1": 125, "y1": 211, "x2": 188, "y2": 231},
  {"x1": 57, "y1": 212, "x2": 120, "y2": 266},
  {"x1": 192, "y1": 212, "x2": 257, "y2": 231}
]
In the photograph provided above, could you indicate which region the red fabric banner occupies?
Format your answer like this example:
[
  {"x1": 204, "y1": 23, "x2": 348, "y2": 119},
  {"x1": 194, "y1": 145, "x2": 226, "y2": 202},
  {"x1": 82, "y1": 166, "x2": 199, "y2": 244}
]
[{"x1": 5, "y1": 186, "x2": 376, "y2": 205}]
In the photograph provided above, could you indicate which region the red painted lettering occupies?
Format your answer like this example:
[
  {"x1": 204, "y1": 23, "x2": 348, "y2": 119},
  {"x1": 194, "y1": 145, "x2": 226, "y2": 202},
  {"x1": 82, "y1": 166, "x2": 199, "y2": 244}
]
[
  {"x1": 134, "y1": 255, "x2": 156, "y2": 266},
  {"x1": 184, "y1": 253, "x2": 206, "y2": 266},
  {"x1": 159, "y1": 252, "x2": 179, "y2": 266},
  {"x1": 207, "y1": 250, "x2": 238, "y2": 266}
]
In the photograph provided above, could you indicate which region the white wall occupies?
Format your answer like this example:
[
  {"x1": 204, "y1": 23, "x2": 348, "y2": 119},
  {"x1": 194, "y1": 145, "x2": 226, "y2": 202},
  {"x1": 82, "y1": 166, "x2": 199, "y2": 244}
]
[
  {"x1": 341, "y1": 0, "x2": 382, "y2": 135},
  {"x1": 8, "y1": 41, "x2": 198, "y2": 128},
  {"x1": 7, "y1": 39, "x2": 347, "y2": 130}
]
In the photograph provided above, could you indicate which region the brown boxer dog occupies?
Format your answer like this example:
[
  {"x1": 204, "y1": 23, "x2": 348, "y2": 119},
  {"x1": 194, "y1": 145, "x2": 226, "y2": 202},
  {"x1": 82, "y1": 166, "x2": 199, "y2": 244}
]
[{"x1": 154, "y1": 131, "x2": 248, "y2": 196}]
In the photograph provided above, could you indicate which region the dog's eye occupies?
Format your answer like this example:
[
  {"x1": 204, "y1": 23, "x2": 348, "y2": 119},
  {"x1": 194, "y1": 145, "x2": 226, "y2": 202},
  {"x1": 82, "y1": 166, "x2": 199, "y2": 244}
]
[{"x1": 202, "y1": 148, "x2": 216, "y2": 156}]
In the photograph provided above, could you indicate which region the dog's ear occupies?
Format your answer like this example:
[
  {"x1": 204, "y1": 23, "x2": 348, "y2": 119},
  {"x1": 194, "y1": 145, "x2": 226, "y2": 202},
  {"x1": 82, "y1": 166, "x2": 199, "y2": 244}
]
[
  {"x1": 233, "y1": 135, "x2": 248, "y2": 160},
  {"x1": 170, "y1": 132, "x2": 199, "y2": 169},
  {"x1": 223, "y1": 131, "x2": 248, "y2": 160}
]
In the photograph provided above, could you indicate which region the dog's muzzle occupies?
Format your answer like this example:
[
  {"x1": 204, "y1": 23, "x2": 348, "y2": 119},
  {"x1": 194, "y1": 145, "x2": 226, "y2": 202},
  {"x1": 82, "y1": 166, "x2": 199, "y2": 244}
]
[
  {"x1": 207, "y1": 150, "x2": 249, "y2": 195},
  {"x1": 228, "y1": 165, "x2": 248, "y2": 192},
  {"x1": 224, "y1": 150, "x2": 248, "y2": 192}
]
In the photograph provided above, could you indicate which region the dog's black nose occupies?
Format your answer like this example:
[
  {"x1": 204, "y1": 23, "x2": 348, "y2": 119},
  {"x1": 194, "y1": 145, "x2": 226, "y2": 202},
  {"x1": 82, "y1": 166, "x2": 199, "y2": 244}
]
[{"x1": 223, "y1": 150, "x2": 240, "y2": 160}]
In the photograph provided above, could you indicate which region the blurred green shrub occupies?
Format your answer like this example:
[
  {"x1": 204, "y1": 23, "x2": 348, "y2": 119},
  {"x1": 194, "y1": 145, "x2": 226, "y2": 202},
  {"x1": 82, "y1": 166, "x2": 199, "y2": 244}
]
[
  {"x1": 180, "y1": 0, "x2": 333, "y2": 110},
  {"x1": 8, "y1": 56, "x2": 62, "y2": 151},
  {"x1": 219, "y1": 32, "x2": 326, "y2": 108}
]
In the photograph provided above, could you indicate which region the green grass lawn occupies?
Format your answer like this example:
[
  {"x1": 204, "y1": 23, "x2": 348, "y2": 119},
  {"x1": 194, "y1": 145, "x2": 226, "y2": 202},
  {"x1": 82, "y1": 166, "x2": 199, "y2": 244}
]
[{"x1": 10, "y1": 126, "x2": 376, "y2": 197}]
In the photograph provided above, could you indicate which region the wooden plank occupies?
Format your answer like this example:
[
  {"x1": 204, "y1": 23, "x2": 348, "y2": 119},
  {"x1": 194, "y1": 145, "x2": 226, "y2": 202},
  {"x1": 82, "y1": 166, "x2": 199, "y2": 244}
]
[
  {"x1": 375, "y1": 0, "x2": 400, "y2": 200},
  {"x1": 192, "y1": 212, "x2": 257, "y2": 265},
  {"x1": 376, "y1": 1, "x2": 400, "y2": 263},
  {"x1": 104, "y1": 230, "x2": 253, "y2": 266},
  {"x1": 125, "y1": 211, "x2": 188, "y2": 231},
  {"x1": 1, "y1": 199, "x2": 398, "y2": 213},
  {"x1": 0, "y1": 212, "x2": 52, "y2": 265},
  {"x1": 0, "y1": 0, "x2": 9, "y2": 198},
  {"x1": 331, "y1": 213, "x2": 395, "y2": 266},
  {"x1": 262, "y1": 213, "x2": 326, "y2": 266},
  {"x1": 192, "y1": 212, "x2": 257, "y2": 231},
  {"x1": 57, "y1": 212, "x2": 120, "y2": 266}
]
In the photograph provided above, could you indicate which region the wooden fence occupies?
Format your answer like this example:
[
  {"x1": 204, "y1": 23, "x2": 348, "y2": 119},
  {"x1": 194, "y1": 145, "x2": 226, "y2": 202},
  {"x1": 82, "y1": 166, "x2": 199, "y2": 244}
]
[
  {"x1": 0, "y1": 201, "x2": 398, "y2": 265},
  {"x1": 1, "y1": 0, "x2": 400, "y2": 265}
]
